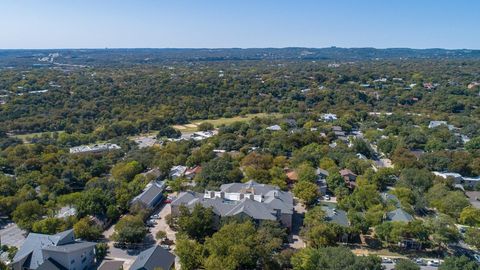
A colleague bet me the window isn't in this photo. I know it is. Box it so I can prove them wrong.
[71,259,75,264]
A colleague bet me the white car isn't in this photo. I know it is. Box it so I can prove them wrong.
[381,257,393,264]
[427,260,440,266]
[324,195,331,201]
[473,254,480,263]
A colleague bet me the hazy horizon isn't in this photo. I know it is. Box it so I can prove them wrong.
[1,0,478,50]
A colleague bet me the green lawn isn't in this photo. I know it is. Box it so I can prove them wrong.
[173,113,282,133]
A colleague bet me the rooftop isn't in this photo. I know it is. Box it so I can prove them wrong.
[130,245,175,270]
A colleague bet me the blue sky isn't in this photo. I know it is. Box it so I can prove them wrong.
[0,0,478,49]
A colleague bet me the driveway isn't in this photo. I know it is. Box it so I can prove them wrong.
[289,200,306,249]
[149,203,176,244]
[102,203,178,270]
[0,221,26,248]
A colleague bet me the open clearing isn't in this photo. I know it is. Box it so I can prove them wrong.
[10,113,281,141]
[173,113,282,132]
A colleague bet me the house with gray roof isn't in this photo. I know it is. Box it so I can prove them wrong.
[321,203,349,227]
[130,245,175,270]
[10,229,96,270]
[131,181,166,209]
[171,180,294,228]
[386,208,414,222]
[381,192,401,208]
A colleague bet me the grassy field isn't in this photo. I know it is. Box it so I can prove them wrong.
[10,113,281,141]
[173,113,282,132]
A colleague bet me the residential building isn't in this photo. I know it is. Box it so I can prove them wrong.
[381,192,401,208]
[171,180,294,228]
[321,113,337,122]
[315,168,329,195]
[69,143,121,154]
[98,260,124,270]
[55,206,77,219]
[10,229,96,270]
[130,245,175,270]
[433,171,480,188]
[131,181,166,209]
[386,208,414,222]
[266,125,282,131]
[185,166,202,179]
[169,165,187,179]
[191,130,216,141]
[340,169,357,188]
[428,121,455,130]
[321,203,349,227]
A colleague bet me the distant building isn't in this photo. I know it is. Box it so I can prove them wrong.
[321,113,338,122]
[191,130,216,141]
[185,166,202,179]
[130,245,175,270]
[172,180,294,228]
[55,206,77,219]
[428,120,455,130]
[10,229,96,270]
[131,181,166,209]
[266,125,282,131]
[340,169,357,188]
[170,165,187,179]
[432,171,480,188]
[69,143,120,154]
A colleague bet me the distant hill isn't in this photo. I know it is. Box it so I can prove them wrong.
[1,47,479,67]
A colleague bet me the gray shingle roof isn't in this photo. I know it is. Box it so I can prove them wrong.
[36,258,68,270]
[42,241,96,253]
[132,181,166,208]
[381,192,401,208]
[386,208,414,222]
[130,245,175,270]
[321,203,349,227]
[12,229,95,270]
[172,181,293,222]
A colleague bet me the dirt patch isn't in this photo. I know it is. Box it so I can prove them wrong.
[172,125,187,130]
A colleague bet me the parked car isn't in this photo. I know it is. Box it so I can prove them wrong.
[382,257,393,264]
[324,195,331,201]
[150,214,161,219]
[160,244,171,250]
[414,258,426,265]
[473,254,480,263]
[147,219,157,227]
[427,260,440,267]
